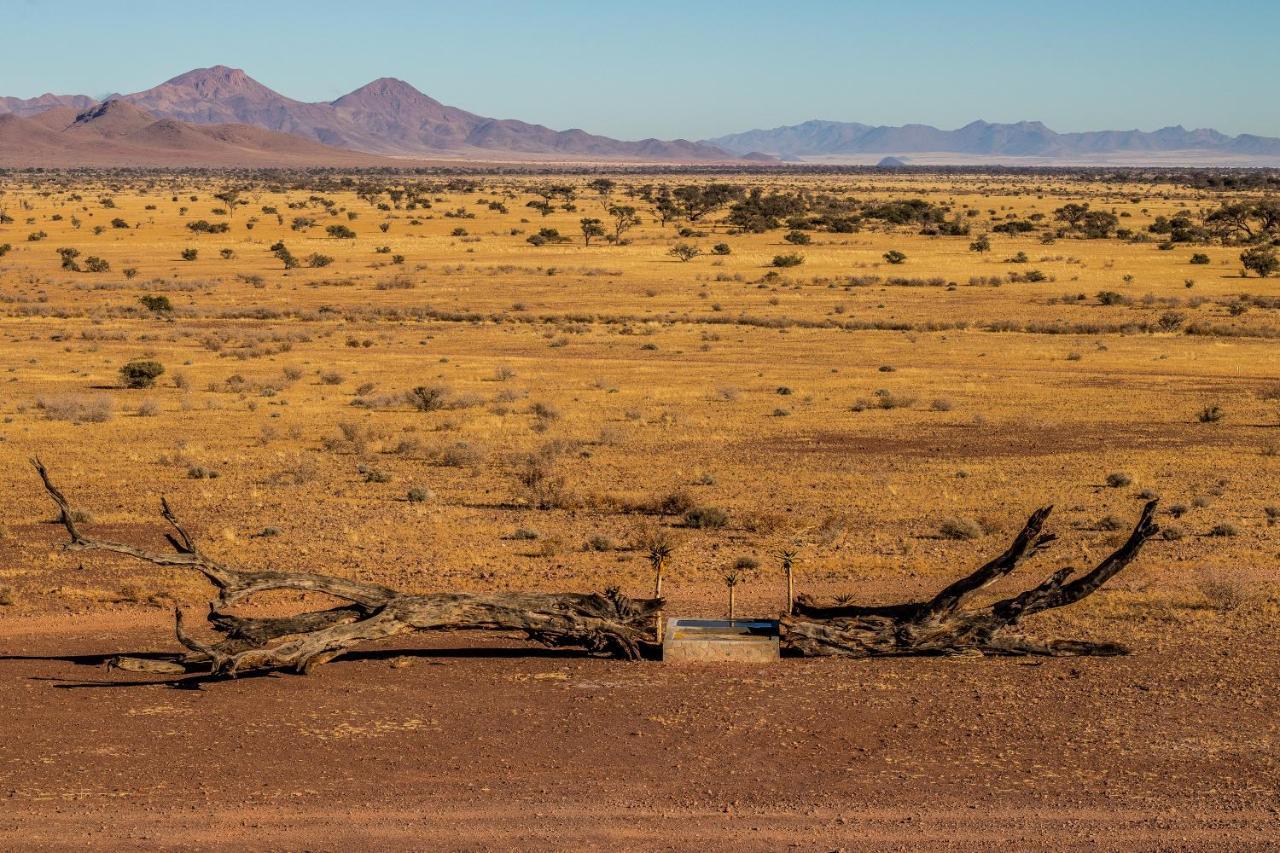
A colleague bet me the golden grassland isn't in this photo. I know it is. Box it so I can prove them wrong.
[0,172,1276,645]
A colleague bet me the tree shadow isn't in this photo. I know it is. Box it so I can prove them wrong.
[10,641,638,690]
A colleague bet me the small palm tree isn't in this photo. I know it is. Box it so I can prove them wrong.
[640,526,675,641]
[724,571,741,619]
[778,547,799,615]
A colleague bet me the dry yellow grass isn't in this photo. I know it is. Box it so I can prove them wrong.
[0,171,1276,638]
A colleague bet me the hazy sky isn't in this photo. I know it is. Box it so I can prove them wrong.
[4,0,1277,139]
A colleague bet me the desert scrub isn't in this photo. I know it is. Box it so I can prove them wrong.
[120,360,165,389]
[684,505,729,529]
[37,394,113,423]
[938,517,982,540]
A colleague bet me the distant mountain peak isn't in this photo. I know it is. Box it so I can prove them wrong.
[332,77,445,109]
[159,66,277,100]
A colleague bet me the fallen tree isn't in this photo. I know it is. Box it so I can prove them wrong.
[781,501,1160,657]
[33,461,1160,675]
[33,460,662,675]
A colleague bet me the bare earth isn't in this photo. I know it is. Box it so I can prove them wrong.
[1,605,1276,851]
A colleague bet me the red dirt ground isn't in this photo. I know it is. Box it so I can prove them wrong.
[1,610,1278,851]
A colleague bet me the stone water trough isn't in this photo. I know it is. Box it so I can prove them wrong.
[661,618,780,663]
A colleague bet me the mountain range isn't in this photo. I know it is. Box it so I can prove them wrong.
[704,119,1280,165]
[3,67,1280,166]
[0,99,393,167]
[0,66,742,166]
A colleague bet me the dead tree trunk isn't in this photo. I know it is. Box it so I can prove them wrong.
[781,501,1160,657]
[33,460,662,676]
[34,460,1161,673]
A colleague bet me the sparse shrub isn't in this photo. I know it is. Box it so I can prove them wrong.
[684,505,729,529]
[1207,522,1238,537]
[1105,472,1132,488]
[1197,405,1224,423]
[408,385,449,412]
[516,454,571,509]
[772,252,804,268]
[938,517,982,540]
[883,250,907,264]
[1198,573,1247,613]
[119,360,164,389]
[139,294,173,313]
[36,394,113,423]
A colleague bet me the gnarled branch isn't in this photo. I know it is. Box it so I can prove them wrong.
[782,502,1160,658]
[34,460,662,676]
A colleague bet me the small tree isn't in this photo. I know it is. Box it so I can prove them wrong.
[668,242,701,262]
[120,360,164,389]
[1241,247,1278,278]
[214,189,241,219]
[969,234,991,253]
[608,205,640,242]
[588,178,615,209]
[326,224,357,240]
[579,217,605,246]
[883,250,907,264]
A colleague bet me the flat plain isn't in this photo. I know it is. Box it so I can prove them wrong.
[0,170,1277,849]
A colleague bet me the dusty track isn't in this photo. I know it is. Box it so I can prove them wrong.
[1,611,1277,851]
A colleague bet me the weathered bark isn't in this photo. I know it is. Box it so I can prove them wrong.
[33,459,661,676]
[781,501,1160,658]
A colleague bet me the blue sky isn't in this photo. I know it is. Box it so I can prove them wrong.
[4,0,1277,139]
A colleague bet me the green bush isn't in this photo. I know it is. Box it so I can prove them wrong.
[139,294,172,313]
[119,360,165,389]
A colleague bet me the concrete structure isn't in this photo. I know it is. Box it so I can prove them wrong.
[661,618,780,663]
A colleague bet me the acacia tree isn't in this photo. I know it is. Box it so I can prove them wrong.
[580,217,605,246]
[608,204,640,242]
[587,178,615,210]
[668,242,701,262]
[672,183,743,221]
[214,189,241,219]
[1241,246,1278,277]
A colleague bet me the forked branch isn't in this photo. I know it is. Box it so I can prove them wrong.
[782,501,1160,658]
[33,460,662,675]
